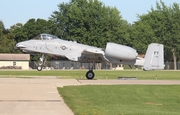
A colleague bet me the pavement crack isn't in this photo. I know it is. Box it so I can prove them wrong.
[76,79,82,84]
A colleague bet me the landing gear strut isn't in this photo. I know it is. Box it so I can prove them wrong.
[86,63,95,79]
[37,54,46,71]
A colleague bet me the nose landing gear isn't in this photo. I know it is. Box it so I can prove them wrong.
[37,54,46,71]
[37,65,43,71]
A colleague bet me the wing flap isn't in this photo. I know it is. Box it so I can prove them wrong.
[65,55,78,61]
[65,49,109,62]
[82,49,109,62]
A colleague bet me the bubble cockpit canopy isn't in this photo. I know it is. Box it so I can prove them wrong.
[33,34,58,40]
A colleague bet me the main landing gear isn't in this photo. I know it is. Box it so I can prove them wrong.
[37,54,46,71]
[86,63,95,79]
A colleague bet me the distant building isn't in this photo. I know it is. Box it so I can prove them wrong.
[0,54,30,70]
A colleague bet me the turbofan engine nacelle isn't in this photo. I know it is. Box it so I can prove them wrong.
[105,43,137,60]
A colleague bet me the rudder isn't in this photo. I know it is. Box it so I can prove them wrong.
[143,43,164,70]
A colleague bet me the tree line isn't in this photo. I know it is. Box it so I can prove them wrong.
[0,0,180,68]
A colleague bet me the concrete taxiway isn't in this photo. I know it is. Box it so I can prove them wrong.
[0,77,180,115]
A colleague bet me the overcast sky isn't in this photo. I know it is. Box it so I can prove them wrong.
[0,0,179,28]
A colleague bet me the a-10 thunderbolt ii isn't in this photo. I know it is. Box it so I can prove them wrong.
[15,33,164,79]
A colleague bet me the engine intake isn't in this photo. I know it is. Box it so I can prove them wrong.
[105,43,137,60]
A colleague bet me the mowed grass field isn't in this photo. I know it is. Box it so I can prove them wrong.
[58,85,180,115]
[0,70,180,79]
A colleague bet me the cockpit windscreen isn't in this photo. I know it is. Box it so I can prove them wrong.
[32,34,58,40]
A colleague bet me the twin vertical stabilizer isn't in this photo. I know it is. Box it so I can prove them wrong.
[143,43,164,70]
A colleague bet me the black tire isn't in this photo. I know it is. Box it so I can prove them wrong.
[37,66,42,71]
[86,70,95,79]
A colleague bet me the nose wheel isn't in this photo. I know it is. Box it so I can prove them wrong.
[37,66,42,71]
[86,70,95,79]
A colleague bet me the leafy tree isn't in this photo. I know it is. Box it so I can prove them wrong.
[12,23,28,43]
[50,0,130,48]
[13,18,55,43]
[0,21,4,37]
[132,0,180,69]
[0,21,16,53]
[130,15,159,53]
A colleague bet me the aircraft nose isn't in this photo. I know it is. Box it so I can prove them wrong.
[15,43,26,49]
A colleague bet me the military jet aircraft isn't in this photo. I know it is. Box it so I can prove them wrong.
[15,33,164,79]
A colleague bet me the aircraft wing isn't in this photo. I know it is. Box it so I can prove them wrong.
[82,49,109,62]
[65,48,109,62]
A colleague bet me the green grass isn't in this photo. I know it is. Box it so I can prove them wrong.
[58,85,180,115]
[0,70,180,79]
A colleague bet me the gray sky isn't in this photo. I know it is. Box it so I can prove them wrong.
[0,0,179,28]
